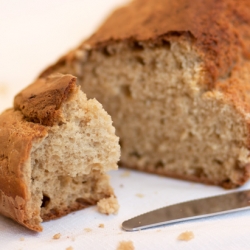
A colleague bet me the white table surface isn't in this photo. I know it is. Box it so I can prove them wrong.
[1,1,250,249]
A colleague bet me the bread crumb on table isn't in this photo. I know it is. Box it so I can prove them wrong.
[19,237,25,241]
[99,223,105,228]
[117,241,135,250]
[53,233,61,239]
[84,228,92,232]
[66,247,74,250]
[120,171,131,177]
[97,195,120,215]
[177,231,194,241]
[136,193,144,198]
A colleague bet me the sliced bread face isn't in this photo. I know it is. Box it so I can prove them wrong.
[72,40,250,188]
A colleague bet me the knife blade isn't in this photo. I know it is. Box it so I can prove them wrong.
[122,189,250,231]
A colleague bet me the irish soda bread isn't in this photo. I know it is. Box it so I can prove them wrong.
[0,74,120,232]
[40,0,250,188]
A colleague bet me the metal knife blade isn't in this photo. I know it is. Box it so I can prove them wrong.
[122,189,250,231]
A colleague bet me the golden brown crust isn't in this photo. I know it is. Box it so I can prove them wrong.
[40,0,250,87]
[0,74,79,231]
[87,0,250,85]
[0,110,48,198]
[14,74,77,126]
[39,0,250,118]
[0,109,48,232]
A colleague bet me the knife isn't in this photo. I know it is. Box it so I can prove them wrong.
[122,189,250,231]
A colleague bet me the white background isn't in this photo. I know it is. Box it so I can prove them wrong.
[1,1,250,249]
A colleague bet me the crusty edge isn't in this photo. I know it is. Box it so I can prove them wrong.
[121,162,250,189]
[14,74,77,126]
[0,74,79,232]
[0,110,48,232]
[39,0,250,88]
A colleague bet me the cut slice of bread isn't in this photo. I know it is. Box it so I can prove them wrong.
[0,74,120,232]
[39,0,250,188]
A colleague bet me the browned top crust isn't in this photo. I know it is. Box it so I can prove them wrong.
[38,0,250,118]
[0,110,47,199]
[0,109,47,231]
[40,0,250,91]
[14,74,77,126]
[85,0,250,85]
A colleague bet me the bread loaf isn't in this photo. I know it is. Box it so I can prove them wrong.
[0,74,120,231]
[39,0,250,188]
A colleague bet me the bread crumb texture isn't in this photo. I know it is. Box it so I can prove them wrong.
[66,247,74,250]
[31,76,120,223]
[97,195,120,215]
[177,231,194,241]
[117,241,135,250]
[53,233,61,240]
[99,223,105,228]
[74,40,250,189]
